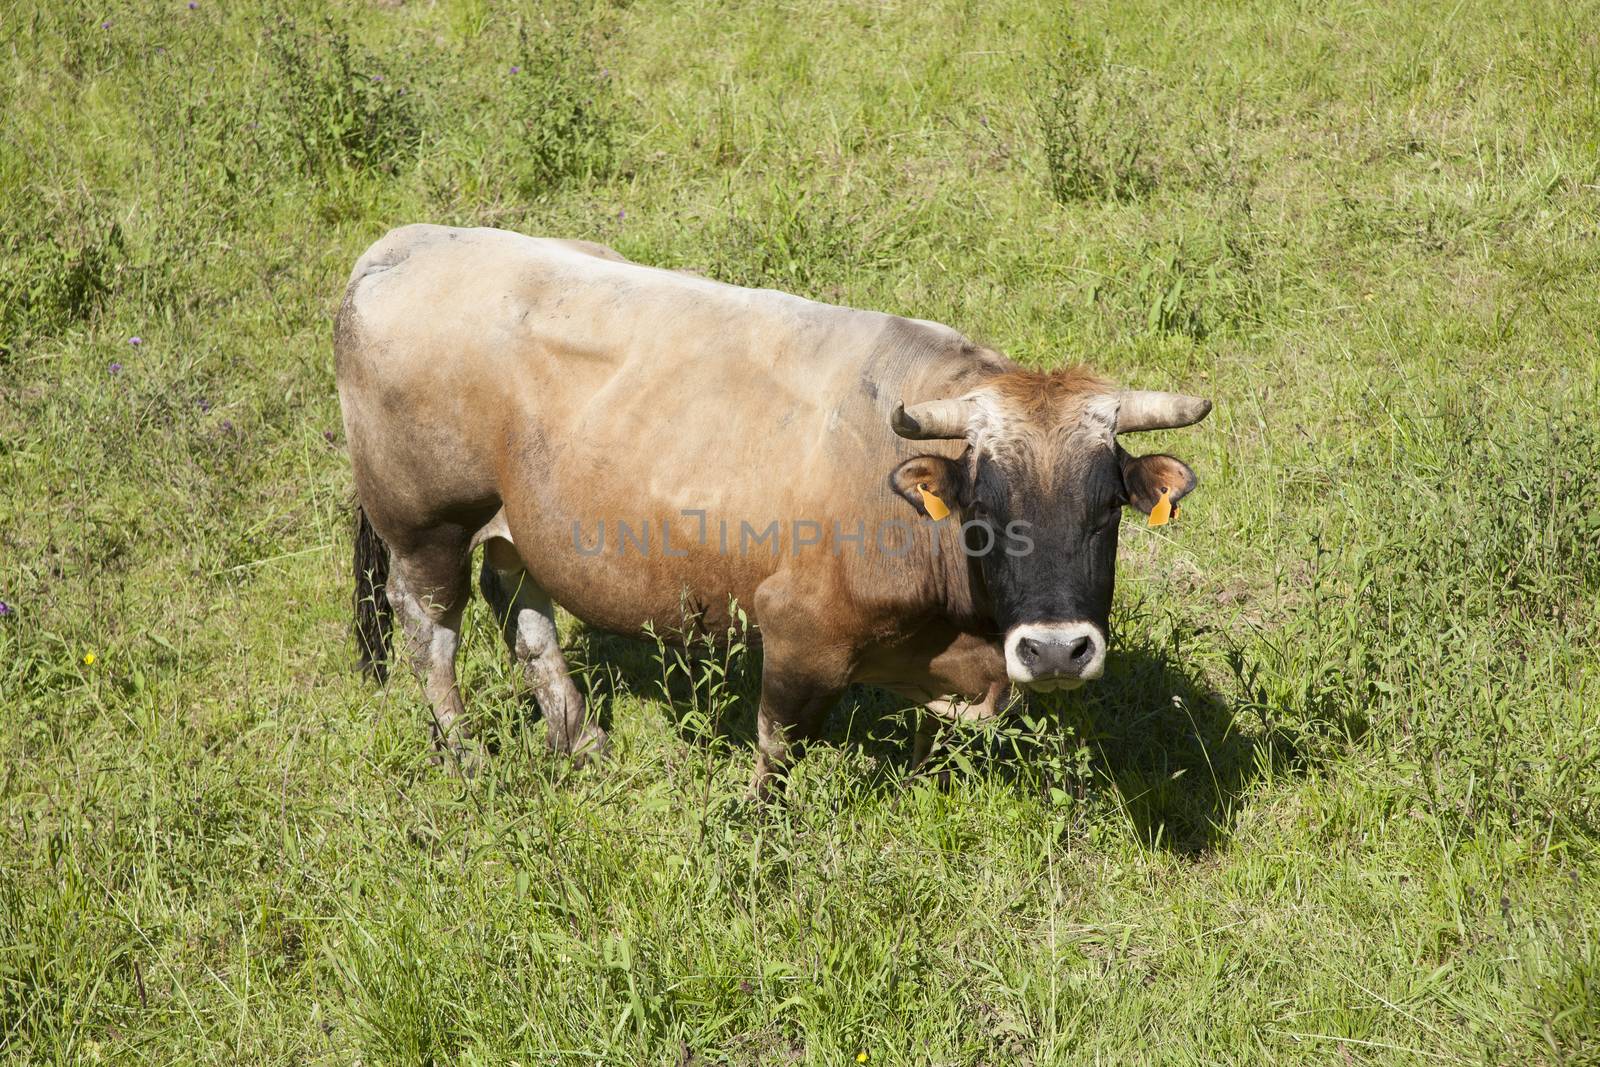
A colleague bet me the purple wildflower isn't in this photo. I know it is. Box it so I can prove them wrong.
[371,74,383,83]
[189,1,198,7]
[510,65,521,75]
[617,209,626,221]
[220,419,234,433]
[0,602,12,618]
[322,429,336,445]
[128,336,142,346]
[197,397,211,412]
[101,20,111,29]
[109,361,122,374]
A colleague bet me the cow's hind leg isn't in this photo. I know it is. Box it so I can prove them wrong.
[387,534,477,770]
[480,537,607,762]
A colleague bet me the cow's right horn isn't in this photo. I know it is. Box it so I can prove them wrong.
[891,398,981,440]
[1114,391,1213,433]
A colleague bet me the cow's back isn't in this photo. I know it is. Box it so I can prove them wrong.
[338,223,882,463]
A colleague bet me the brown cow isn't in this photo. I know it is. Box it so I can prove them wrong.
[335,225,1211,793]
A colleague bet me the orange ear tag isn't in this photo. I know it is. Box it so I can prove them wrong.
[1148,487,1173,527]
[917,483,951,521]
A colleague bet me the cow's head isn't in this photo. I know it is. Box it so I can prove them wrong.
[890,369,1211,691]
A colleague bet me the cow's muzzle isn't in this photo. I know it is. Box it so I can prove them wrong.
[1004,622,1106,691]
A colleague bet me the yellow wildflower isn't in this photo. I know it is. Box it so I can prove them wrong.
[83,652,96,666]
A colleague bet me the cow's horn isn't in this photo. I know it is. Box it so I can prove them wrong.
[892,398,981,440]
[1114,391,1212,433]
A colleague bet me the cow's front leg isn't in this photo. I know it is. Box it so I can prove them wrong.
[905,680,1014,780]
[750,659,844,802]
[910,711,947,773]
[749,573,853,800]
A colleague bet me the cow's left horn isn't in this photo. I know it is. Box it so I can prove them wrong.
[1114,391,1212,433]
[892,398,981,440]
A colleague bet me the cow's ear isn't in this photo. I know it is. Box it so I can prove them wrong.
[890,455,966,519]
[1120,451,1198,516]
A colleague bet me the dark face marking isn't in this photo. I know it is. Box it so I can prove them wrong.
[966,444,1123,634]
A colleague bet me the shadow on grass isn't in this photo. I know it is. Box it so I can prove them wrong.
[1036,636,1295,855]
[836,631,1301,855]
[549,618,1306,855]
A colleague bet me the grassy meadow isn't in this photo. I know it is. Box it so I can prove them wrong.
[3,0,1599,1062]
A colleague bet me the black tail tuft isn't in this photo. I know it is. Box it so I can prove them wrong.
[353,502,392,683]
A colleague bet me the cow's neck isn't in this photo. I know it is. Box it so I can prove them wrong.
[868,325,1012,636]
[929,518,996,633]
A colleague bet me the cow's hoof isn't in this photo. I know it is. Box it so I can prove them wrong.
[431,738,484,778]
[747,766,793,809]
[721,794,764,828]
[900,756,953,791]
[550,722,609,767]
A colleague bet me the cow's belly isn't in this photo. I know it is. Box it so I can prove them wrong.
[488,485,786,639]
[481,497,1007,709]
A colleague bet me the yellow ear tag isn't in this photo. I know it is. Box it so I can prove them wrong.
[1148,487,1173,527]
[917,483,951,521]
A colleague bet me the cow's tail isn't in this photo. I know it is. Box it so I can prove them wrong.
[353,502,393,683]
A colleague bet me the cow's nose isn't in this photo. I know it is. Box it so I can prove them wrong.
[1005,622,1107,688]
[1018,633,1097,676]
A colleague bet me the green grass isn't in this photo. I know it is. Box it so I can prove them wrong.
[3,0,1599,1062]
